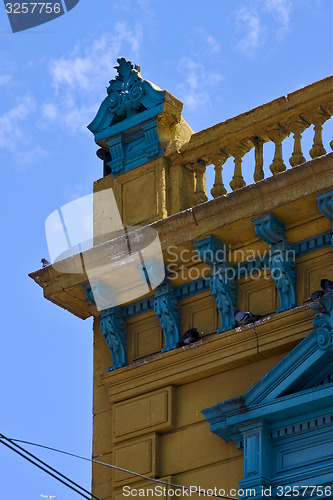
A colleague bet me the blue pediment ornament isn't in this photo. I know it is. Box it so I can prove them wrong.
[88,58,165,134]
[88,58,178,176]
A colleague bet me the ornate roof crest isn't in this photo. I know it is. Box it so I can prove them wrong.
[87,57,188,177]
[106,58,144,120]
[88,57,165,137]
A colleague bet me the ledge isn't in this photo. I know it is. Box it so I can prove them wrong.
[100,304,315,403]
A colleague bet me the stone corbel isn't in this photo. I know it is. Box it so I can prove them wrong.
[312,293,333,352]
[316,190,333,248]
[253,214,296,313]
[154,277,181,351]
[84,281,127,370]
[100,307,127,370]
[142,120,161,158]
[106,135,125,175]
[194,235,237,332]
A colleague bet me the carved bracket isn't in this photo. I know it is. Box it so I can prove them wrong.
[84,280,116,311]
[253,213,288,250]
[253,214,296,313]
[316,190,333,221]
[194,236,237,332]
[84,281,127,370]
[316,190,333,248]
[100,307,127,370]
[154,278,181,351]
[269,251,296,313]
[312,293,333,352]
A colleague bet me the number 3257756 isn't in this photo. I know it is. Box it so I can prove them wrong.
[5,3,62,14]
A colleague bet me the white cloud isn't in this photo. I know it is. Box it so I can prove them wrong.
[0,94,35,148]
[236,7,263,52]
[235,0,293,55]
[43,24,143,136]
[0,50,15,85]
[0,74,12,86]
[50,23,142,93]
[265,0,292,26]
[206,35,220,54]
[42,102,58,121]
[62,103,101,134]
[17,145,48,167]
[0,94,48,166]
[176,58,224,113]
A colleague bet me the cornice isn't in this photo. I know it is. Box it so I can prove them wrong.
[29,154,332,320]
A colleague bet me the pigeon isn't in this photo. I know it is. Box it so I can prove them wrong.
[310,278,333,301]
[176,328,200,347]
[233,308,262,325]
[41,258,50,268]
[310,289,324,302]
[321,279,333,293]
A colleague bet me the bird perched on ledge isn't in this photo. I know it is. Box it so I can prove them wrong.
[321,278,333,293]
[233,308,262,326]
[310,278,333,302]
[176,328,200,347]
[41,258,50,268]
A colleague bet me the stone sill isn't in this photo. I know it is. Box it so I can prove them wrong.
[100,304,315,404]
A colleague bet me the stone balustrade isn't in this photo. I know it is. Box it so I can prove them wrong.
[167,76,332,202]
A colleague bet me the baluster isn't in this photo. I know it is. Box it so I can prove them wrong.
[192,160,208,204]
[229,142,249,191]
[324,103,333,151]
[267,125,289,174]
[252,137,264,182]
[210,152,228,198]
[309,109,330,159]
[288,117,310,167]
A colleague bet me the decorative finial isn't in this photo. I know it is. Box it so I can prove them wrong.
[113,57,141,82]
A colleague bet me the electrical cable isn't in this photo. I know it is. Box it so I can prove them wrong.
[0,438,92,500]
[7,436,234,499]
[0,434,102,500]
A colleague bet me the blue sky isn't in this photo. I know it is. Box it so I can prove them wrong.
[0,1,332,499]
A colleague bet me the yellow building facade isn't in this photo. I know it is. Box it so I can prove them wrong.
[30,60,333,500]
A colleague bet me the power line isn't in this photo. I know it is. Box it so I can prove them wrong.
[0,438,92,500]
[7,436,234,499]
[0,434,101,500]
